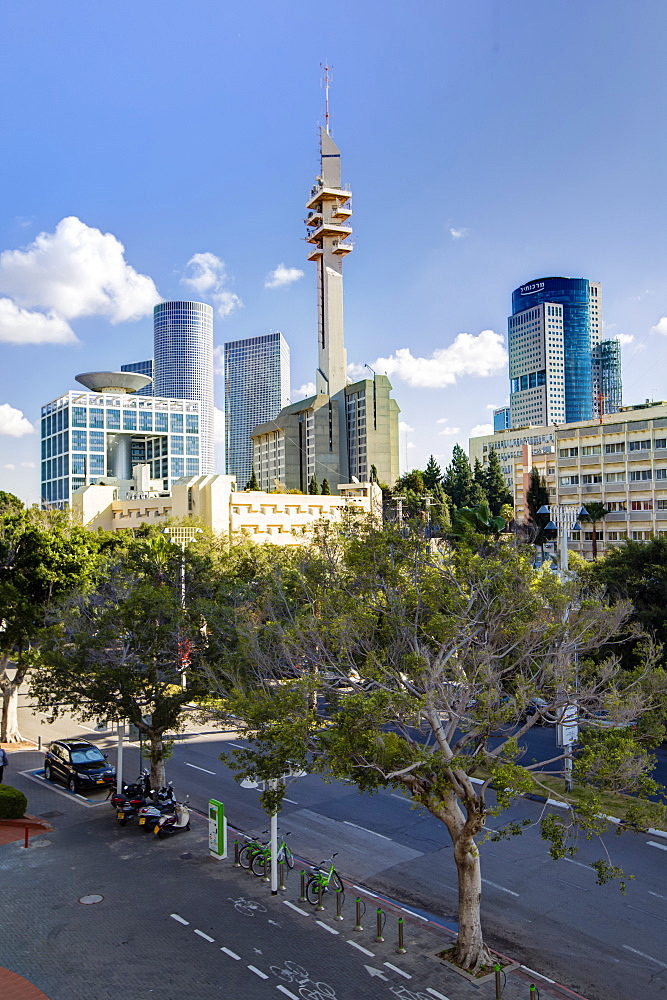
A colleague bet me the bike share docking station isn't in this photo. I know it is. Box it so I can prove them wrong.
[208,799,227,859]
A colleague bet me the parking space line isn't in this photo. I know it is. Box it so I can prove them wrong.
[316,920,339,935]
[283,900,310,917]
[623,945,666,967]
[184,762,216,775]
[276,986,299,999]
[384,962,411,979]
[481,878,519,897]
[343,821,393,842]
[19,770,108,808]
[170,913,189,925]
[248,965,269,979]
[221,947,240,960]
[346,940,375,957]
[648,841,667,852]
[426,989,451,1000]
[194,929,215,942]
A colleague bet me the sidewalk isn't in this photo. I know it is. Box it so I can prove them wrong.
[0,748,588,1000]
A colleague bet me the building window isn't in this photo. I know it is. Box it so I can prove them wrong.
[170,413,184,433]
[629,469,652,481]
[186,414,199,434]
[139,412,153,432]
[605,442,624,454]
[123,411,137,431]
[607,531,627,540]
[72,430,87,451]
[89,431,104,452]
[155,413,168,433]
[72,407,87,428]
[89,408,104,428]
[632,531,652,540]
[605,472,626,483]
[631,500,653,511]
[171,435,184,456]
[559,447,579,458]
[655,438,666,449]
[606,501,627,512]
[186,436,199,456]
[106,409,121,430]
[171,458,184,477]
[89,455,104,477]
[559,475,579,486]
[582,474,602,484]
[582,445,601,455]
[629,439,652,451]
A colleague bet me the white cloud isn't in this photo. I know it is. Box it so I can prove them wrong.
[265,264,304,289]
[21,461,36,468]
[449,227,468,239]
[292,382,315,399]
[182,252,242,319]
[615,333,634,346]
[0,216,160,324]
[651,317,667,337]
[365,330,507,389]
[399,421,414,434]
[470,423,493,437]
[437,423,460,436]
[4,464,15,470]
[0,298,76,344]
[0,403,35,437]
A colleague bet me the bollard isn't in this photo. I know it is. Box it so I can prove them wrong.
[353,897,363,932]
[334,887,344,921]
[316,882,325,911]
[24,826,29,849]
[396,916,406,954]
[494,964,501,1000]
[299,870,307,902]
[262,855,270,883]
[529,987,537,998]
[38,735,42,752]
[278,862,287,892]
[374,907,385,943]
[233,840,241,868]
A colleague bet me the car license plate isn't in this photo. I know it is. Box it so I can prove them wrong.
[97,779,105,784]
[117,812,124,819]
[154,825,160,834]
[139,817,146,825]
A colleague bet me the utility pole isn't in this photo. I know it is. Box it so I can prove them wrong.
[162,526,202,688]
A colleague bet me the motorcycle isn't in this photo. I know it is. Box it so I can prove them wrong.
[109,769,152,826]
[137,783,176,831]
[154,796,191,838]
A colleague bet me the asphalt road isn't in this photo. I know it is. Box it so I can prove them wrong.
[15,699,667,1000]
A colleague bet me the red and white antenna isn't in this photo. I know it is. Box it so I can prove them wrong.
[321,62,332,134]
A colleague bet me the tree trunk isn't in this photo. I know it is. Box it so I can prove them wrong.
[148,734,166,789]
[452,834,493,973]
[591,522,598,560]
[1,682,22,742]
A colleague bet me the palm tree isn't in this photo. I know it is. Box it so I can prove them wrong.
[580,501,609,560]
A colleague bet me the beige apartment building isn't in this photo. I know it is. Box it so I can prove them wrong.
[72,471,380,546]
[470,401,667,559]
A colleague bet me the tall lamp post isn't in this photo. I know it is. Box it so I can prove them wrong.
[537,504,588,575]
[162,526,203,688]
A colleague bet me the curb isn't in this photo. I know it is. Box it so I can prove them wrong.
[0,813,53,831]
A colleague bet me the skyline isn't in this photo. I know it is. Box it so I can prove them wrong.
[0,1,665,503]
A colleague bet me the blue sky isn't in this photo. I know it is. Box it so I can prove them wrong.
[0,1,665,502]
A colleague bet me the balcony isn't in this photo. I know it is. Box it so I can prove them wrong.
[305,186,352,210]
[331,239,354,256]
[305,221,353,243]
[331,202,352,220]
[306,246,324,261]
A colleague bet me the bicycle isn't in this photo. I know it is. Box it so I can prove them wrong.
[238,835,264,869]
[250,832,294,876]
[269,961,337,1000]
[305,853,343,904]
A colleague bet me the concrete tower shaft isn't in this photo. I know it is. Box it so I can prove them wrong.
[305,128,352,399]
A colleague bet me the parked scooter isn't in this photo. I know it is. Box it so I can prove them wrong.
[137,783,176,830]
[154,796,191,838]
[109,769,151,825]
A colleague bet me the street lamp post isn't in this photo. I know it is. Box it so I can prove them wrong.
[537,504,588,575]
[162,527,203,688]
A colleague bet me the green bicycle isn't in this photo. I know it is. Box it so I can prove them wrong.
[305,853,343,904]
[242,832,294,875]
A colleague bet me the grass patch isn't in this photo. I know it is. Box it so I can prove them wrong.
[528,772,667,832]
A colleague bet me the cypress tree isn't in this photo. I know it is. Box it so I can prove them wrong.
[485,449,513,517]
[308,475,320,495]
[321,478,331,495]
[443,445,475,510]
[245,466,259,491]
[423,455,442,491]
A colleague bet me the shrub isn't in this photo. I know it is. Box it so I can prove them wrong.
[0,784,27,820]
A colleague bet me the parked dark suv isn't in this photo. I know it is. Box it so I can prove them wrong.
[44,739,116,793]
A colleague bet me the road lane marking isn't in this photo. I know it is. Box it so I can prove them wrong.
[248,965,269,979]
[398,905,428,921]
[283,798,298,804]
[648,841,667,852]
[228,743,246,749]
[221,947,240,959]
[316,920,339,934]
[283,900,310,916]
[481,878,519,897]
[184,762,216,775]
[194,929,215,942]
[384,962,411,978]
[390,794,411,804]
[520,966,555,984]
[649,890,667,901]
[426,989,452,1000]
[351,884,378,898]
[170,913,189,925]
[276,986,299,999]
[347,940,375,956]
[623,945,667,967]
[627,904,667,923]
[343,821,393,841]
[564,858,591,869]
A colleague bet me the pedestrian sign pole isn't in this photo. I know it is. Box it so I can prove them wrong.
[208,799,227,859]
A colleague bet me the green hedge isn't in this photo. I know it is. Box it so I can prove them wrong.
[0,784,28,820]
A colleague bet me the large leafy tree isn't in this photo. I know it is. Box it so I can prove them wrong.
[393,469,450,532]
[31,537,210,786]
[0,506,103,741]
[443,445,476,510]
[209,524,664,974]
[485,449,513,517]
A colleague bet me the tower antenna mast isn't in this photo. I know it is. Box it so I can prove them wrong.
[321,62,332,135]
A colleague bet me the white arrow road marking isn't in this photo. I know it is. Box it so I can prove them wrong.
[384,962,411,979]
[170,913,189,925]
[276,986,299,1000]
[648,841,667,852]
[364,966,388,980]
[184,762,216,775]
[194,929,215,942]
[248,965,269,979]
[220,947,240,960]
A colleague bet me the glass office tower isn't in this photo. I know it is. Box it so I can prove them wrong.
[509,277,605,426]
[224,332,290,487]
[121,360,154,396]
[153,301,214,473]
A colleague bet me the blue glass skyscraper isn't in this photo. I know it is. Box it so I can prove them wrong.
[153,301,214,474]
[508,276,614,428]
